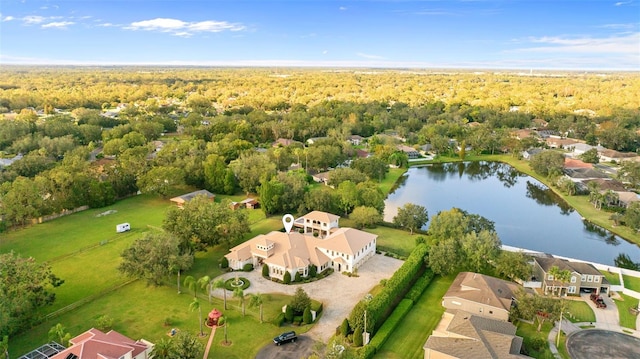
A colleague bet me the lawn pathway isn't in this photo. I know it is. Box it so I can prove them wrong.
[203,325,217,359]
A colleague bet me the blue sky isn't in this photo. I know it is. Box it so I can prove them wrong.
[1,0,638,70]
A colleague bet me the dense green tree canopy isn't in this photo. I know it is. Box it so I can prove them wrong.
[0,252,64,337]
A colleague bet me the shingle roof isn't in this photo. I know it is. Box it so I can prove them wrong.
[424,310,531,359]
[444,272,519,313]
[170,189,215,204]
[534,257,601,276]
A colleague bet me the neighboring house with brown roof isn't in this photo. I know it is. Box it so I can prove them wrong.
[225,211,377,279]
[511,129,538,140]
[50,328,153,359]
[356,149,371,158]
[423,310,532,359]
[613,191,640,208]
[533,257,609,295]
[348,135,365,146]
[546,137,577,149]
[169,189,215,208]
[397,145,420,159]
[442,272,520,322]
[598,149,638,163]
[312,171,331,185]
[563,157,593,169]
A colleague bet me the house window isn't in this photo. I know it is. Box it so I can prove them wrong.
[581,275,587,281]
[451,301,462,306]
[489,310,493,314]
[594,276,600,282]
[347,255,349,260]
[571,276,576,283]
[548,274,554,280]
[587,275,593,282]
[568,286,577,294]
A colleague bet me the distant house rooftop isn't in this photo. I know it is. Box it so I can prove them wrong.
[170,189,215,207]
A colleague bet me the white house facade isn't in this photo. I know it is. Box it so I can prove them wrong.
[225,211,377,280]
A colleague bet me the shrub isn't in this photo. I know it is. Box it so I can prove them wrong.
[294,316,303,325]
[273,313,284,327]
[309,264,317,277]
[341,318,350,337]
[312,301,323,314]
[290,287,311,314]
[303,307,312,324]
[220,257,229,268]
[353,326,363,347]
[95,314,114,332]
[243,263,254,271]
[368,299,414,350]
[218,316,226,326]
[262,264,269,277]
[295,271,302,282]
[415,235,426,245]
[529,337,546,351]
[285,305,294,322]
[405,269,435,302]
[283,271,291,284]
[359,344,376,359]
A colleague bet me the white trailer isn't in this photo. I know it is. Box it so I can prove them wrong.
[116,223,131,233]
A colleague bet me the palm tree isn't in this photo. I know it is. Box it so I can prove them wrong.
[548,266,572,297]
[213,279,227,310]
[168,252,193,294]
[183,275,197,297]
[197,275,211,303]
[248,293,264,323]
[233,287,245,316]
[150,338,172,359]
[189,297,204,337]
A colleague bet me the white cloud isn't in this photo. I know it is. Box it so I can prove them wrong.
[322,50,328,55]
[3,15,14,22]
[357,52,385,60]
[615,1,632,6]
[125,17,246,36]
[517,32,640,54]
[96,22,115,27]
[42,21,75,29]
[339,6,347,11]
[23,15,46,24]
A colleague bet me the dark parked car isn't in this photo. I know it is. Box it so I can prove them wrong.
[273,331,297,345]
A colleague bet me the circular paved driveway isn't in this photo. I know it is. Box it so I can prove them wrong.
[212,254,403,342]
[567,329,640,359]
[255,335,318,359]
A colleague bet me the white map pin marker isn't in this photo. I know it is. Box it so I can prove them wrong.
[282,214,294,234]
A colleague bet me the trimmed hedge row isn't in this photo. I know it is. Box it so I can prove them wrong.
[405,269,435,302]
[360,299,415,359]
[366,243,429,333]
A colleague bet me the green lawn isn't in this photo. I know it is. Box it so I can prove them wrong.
[0,194,170,261]
[600,270,621,286]
[365,226,416,258]
[623,275,640,292]
[564,300,595,323]
[379,168,408,195]
[613,293,639,330]
[375,275,455,359]
[10,280,307,358]
[515,321,556,359]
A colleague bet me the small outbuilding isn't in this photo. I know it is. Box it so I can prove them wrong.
[170,189,215,208]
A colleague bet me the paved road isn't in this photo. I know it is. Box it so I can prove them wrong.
[567,329,640,359]
[255,335,318,359]
[211,254,403,342]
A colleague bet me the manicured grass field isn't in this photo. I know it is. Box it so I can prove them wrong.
[622,275,640,292]
[600,270,621,285]
[375,274,455,359]
[0,194,170,261]
[379,168,408,195]
[613,293,639,330]
[564,300,596,323]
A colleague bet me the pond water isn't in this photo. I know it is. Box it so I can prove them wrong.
[383,161,640,265]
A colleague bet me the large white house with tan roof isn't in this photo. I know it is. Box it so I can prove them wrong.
[225,211,377,280]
